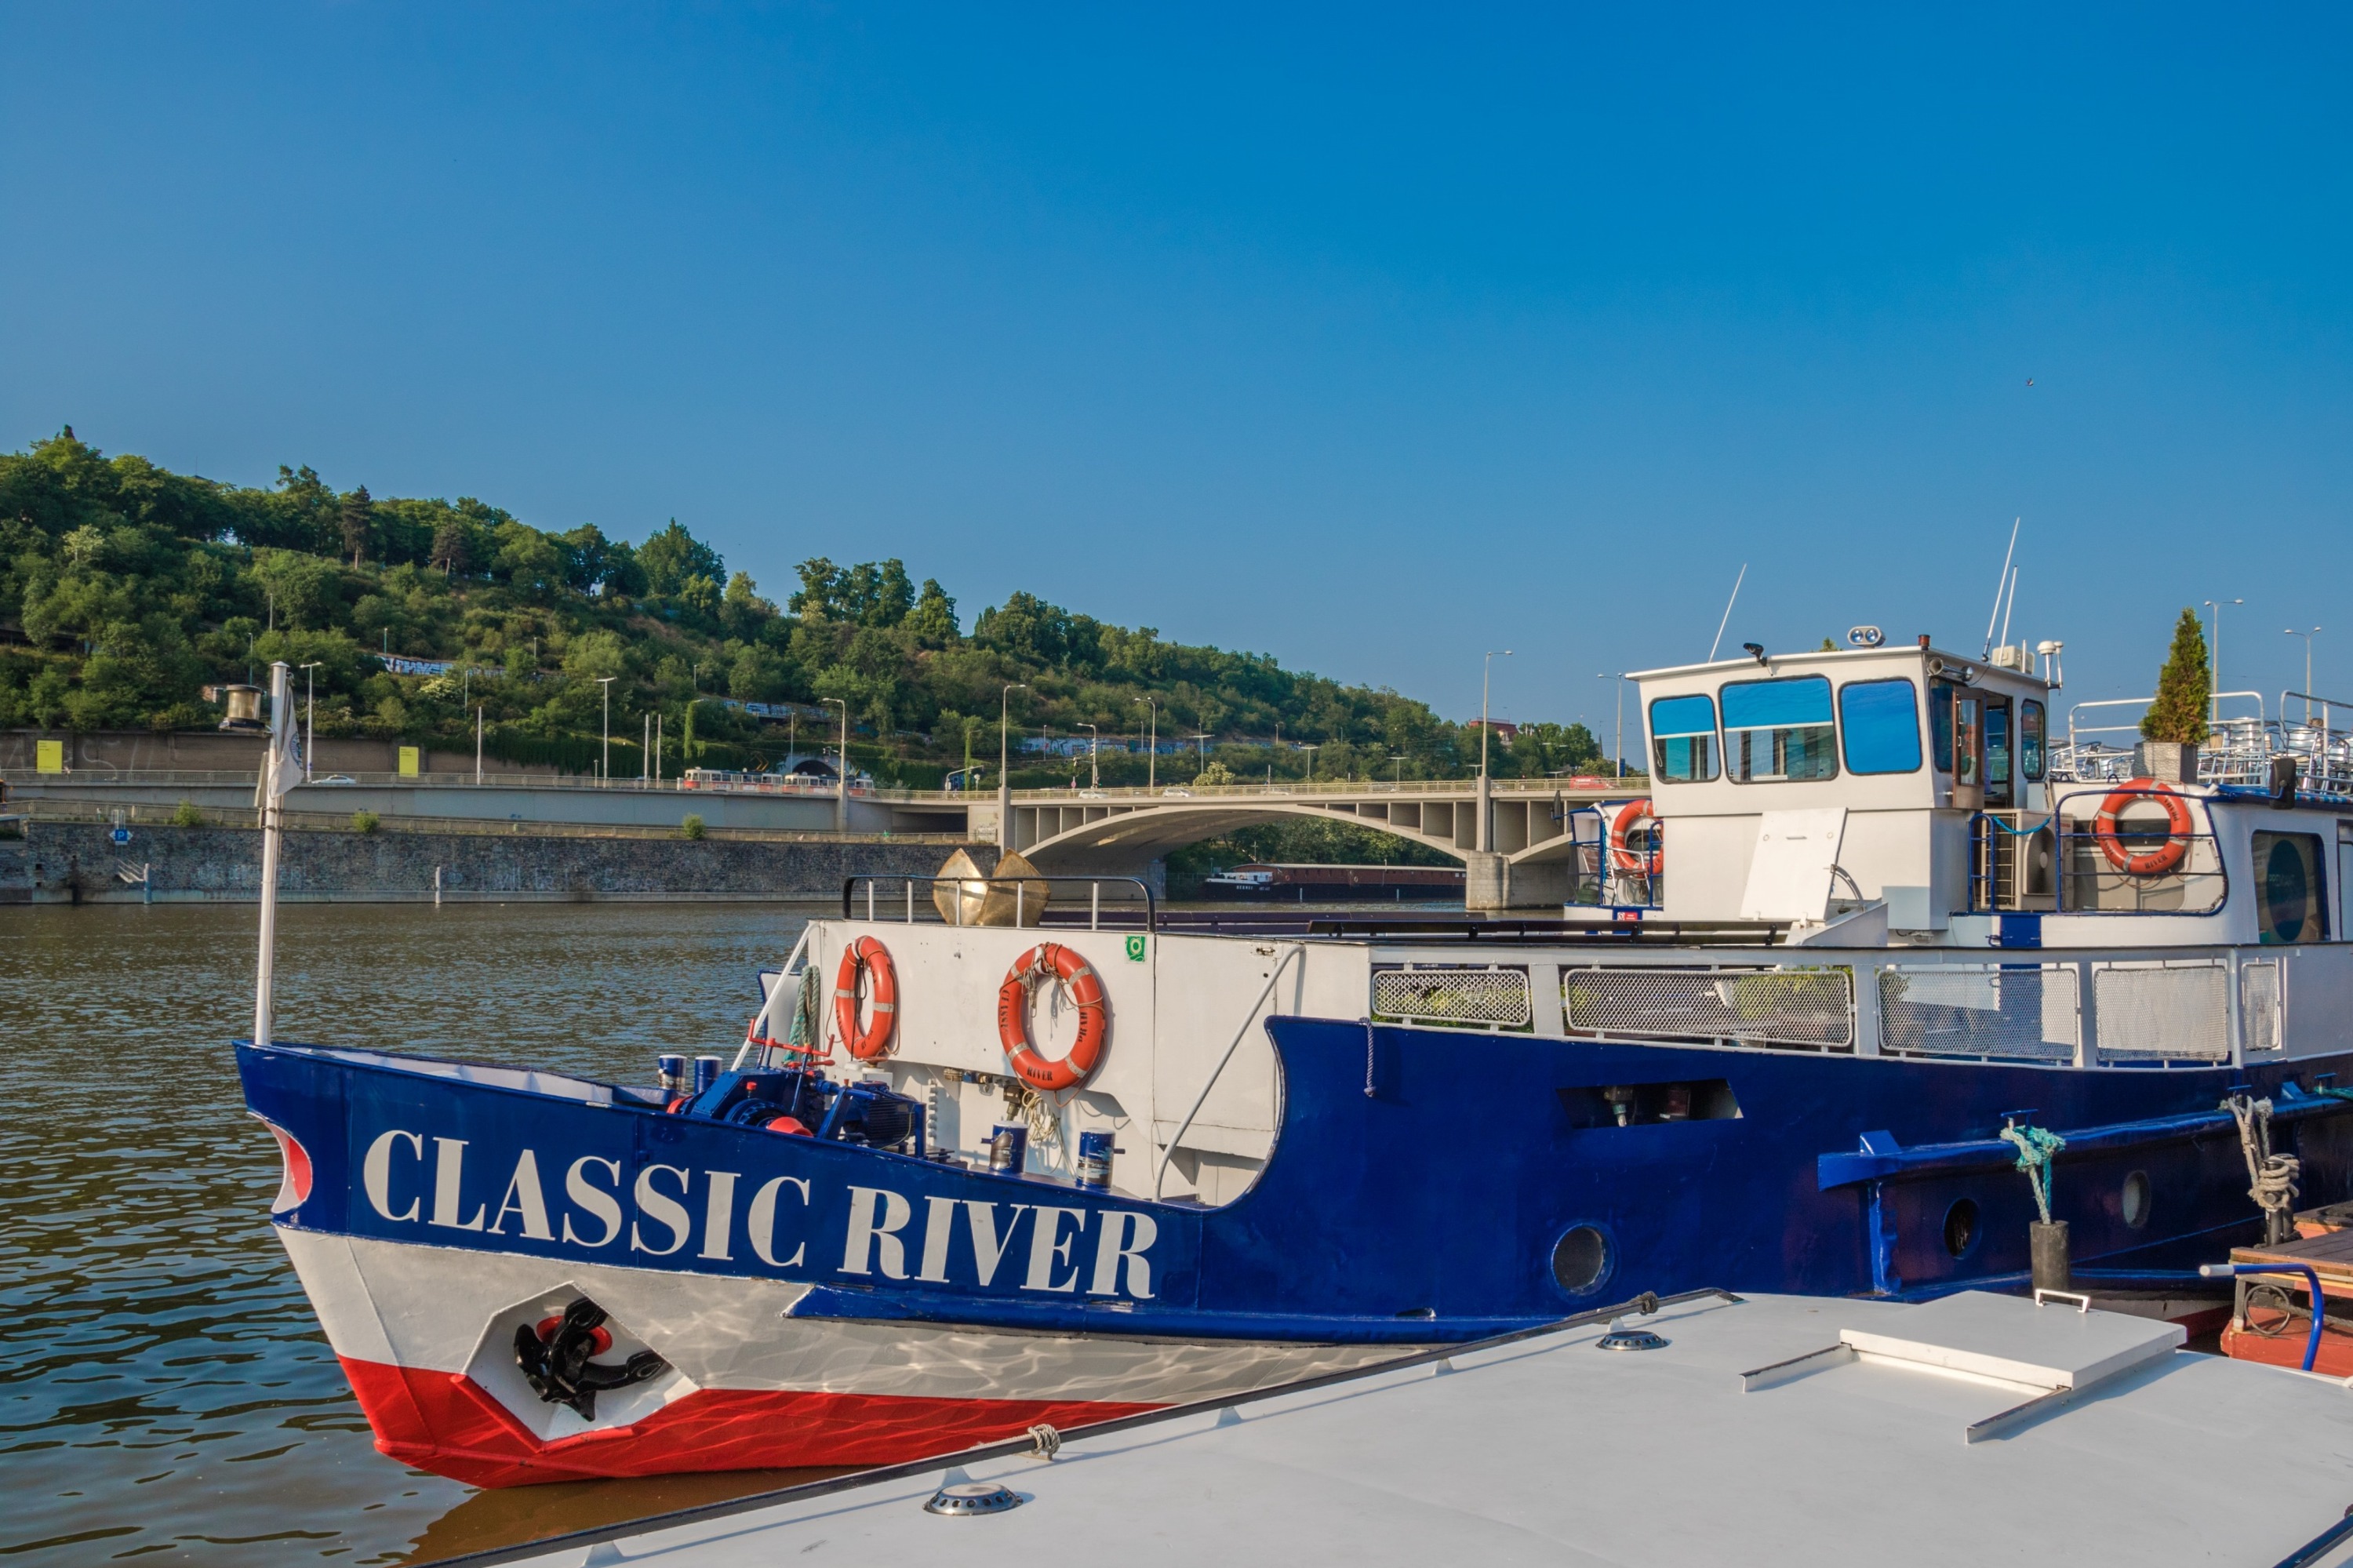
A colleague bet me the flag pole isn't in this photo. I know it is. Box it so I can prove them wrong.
[253,660,295,1048]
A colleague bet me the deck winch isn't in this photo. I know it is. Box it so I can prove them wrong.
[660,1056,929,1154]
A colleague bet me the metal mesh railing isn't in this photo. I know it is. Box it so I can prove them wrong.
[1879,963,2078,1062]
[2094,962,2231,1062]
[1562,966,1853,1051]
[1373,966,1533,1030]
[2241,961,2282,1054]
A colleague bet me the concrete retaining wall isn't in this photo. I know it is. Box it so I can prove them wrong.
[0,726,539,777]
[0,822,995,904]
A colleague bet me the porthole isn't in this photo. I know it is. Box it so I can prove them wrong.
[1942,1198,1980,1260]
[2122,1171,2151,1230]
[1551,1225,1612,1295]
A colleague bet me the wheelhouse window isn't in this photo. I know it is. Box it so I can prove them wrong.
[2020,700,2046,782]
[2253,831,2328,944]
[1930,679,1956,772]
[1837,679,1922,775]
[1649,694,1719,783]
[1722,675,1838,783]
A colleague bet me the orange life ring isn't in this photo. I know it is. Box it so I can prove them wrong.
[1609,798,1661,876]
[833,937,898,1060]
[2093,779,2195,876]
[997,943,1108,1093]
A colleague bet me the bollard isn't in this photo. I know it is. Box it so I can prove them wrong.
[2031,1221,2071,1293]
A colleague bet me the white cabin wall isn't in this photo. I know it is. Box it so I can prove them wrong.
[2282,944,2353,1059]
[797,920,1369,1202]
[1659,816,1756,920]
[1148,937,1370,1171]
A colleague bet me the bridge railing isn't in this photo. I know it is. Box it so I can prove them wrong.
[844,873,1162,931]
[1002,776,1650,802]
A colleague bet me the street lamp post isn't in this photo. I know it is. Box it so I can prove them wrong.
[1479,651,1514,780]
[2203,598,2242,720]
[296,661,321,782]
[1134,697,1158,791]
[1390,752,1407,785]
[998,683,1027,845]
[825,697,849,833]
[597,677,616,784]
[1477,649,1512,853]
[2286,627,2323,722]
[1189,733,1213,779]
[1597,672,1631,779]
[1301,743,1320,781]
[1080,723,1099,789]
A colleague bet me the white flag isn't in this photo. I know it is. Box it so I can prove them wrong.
[261,660,303,803]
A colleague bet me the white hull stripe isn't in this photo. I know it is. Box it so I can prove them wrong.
[278,1227,1416,1406]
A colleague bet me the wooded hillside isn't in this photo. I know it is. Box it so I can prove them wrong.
[0,429,1604,786]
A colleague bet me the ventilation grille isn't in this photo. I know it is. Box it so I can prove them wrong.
[2240,961,2282,1055]
[1879,964,2078,1062]
[1373,966,1533,1030]
[2094,962,2230,1062]
[1563,966,1853,1050]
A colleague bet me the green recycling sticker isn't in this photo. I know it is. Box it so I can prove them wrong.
[1125,934,1147,962]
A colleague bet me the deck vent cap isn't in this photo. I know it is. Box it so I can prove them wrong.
[926,1481,1025,1517]
[1598,1318,1669,1352]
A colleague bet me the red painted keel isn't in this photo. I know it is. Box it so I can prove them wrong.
[340,1358,1163,1487]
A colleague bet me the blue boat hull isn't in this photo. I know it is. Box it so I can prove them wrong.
[235,1019,2353,1483]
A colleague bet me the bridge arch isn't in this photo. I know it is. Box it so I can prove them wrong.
[1005,787,1629,875]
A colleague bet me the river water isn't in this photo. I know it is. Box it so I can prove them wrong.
[1,902,838,1565]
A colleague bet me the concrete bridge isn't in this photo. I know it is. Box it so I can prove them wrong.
[974,777,1646,907]
[5,769,1647,908]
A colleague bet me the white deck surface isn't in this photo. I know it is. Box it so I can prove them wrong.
[524,1292,2353,1567]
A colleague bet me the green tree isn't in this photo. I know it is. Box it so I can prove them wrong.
[340,486,373,566]
[638,519,724,596]
[2140,608,2212,745]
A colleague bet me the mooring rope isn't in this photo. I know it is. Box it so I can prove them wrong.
[2225,1093,2301,1246]
[1998,1120,2066,1225]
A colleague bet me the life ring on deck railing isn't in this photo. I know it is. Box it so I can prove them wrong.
[1609,799,1661,876]
[2093,779,2195,876]
[833,937,899,1060]
[998,943,1108,1093]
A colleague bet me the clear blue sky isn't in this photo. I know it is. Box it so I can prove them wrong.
[5,4,2348,736]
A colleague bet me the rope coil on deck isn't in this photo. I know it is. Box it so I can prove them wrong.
[1998,1121,2066,1225]
[2225,1093,2301,1246]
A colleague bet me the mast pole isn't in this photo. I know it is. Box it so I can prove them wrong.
[253,660,294,1048]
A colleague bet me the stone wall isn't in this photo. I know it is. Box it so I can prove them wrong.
[0,727,550,777]
[0,821,993,904]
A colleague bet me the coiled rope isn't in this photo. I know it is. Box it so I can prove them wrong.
[2225,1093,2301,1246]
[1998,1120,2066,1225]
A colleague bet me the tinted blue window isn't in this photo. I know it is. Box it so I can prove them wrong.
[1647,694,1718,783]
[1720,677,1833,731]
[1720,676,1838,782]
[1649,695,1716,737]
[1839,679,1922,774]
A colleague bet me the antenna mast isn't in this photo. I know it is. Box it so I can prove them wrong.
[1983,518,2020,658]
[1707,564,1748,663]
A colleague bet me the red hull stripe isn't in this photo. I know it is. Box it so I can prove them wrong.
[339,1357,1165,1488]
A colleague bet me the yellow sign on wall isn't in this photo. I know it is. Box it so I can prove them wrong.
[36,739,64,773]
[398,747,420,778]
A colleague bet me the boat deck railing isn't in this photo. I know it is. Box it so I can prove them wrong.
[2051,689,2353,794]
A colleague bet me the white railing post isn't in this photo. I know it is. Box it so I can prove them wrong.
[1849,959,1881,1057]
[1154,945,1304,1199]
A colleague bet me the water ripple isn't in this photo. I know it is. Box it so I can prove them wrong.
[0,901,812,1564]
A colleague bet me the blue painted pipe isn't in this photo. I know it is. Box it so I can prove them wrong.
[2201,1261,2328,1373]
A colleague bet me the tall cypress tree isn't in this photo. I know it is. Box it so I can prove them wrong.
[339,485,373,567]
[2140,607,2212,745]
